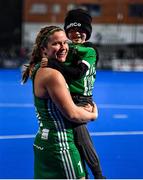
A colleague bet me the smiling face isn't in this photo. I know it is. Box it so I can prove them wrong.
[42,30,69,63]
[68,27,87,44]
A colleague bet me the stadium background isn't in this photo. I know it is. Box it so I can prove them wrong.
[0,0,143,179]
[1,0,143,71]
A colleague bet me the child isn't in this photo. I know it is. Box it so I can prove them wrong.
[41,9,105,179]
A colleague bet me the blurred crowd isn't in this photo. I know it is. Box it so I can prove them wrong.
[0,44,143,71]
[0,47,29,68]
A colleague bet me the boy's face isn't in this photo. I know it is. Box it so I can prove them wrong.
[68,27,87,44]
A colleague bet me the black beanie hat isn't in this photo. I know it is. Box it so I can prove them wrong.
[64,8,92,40]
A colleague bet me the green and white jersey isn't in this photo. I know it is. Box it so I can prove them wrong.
[66,43,97,96]
[31,64,75,151]
[31,64,86,179]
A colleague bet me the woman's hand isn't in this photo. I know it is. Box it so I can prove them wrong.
[82,103,98,120]
[83,103,93,112]
[91,102,98,120]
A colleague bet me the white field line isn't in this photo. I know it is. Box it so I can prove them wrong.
[0,103,143,139]
[0,103,143,109]
[0,134,35,140]
[98,104,143,109]
[90,131,143,136]
[0,131,143,140]
[0,103,34,108]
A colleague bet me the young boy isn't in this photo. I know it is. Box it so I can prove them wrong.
[41,9,105,179]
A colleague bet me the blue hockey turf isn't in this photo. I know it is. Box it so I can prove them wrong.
[0,69,143,179]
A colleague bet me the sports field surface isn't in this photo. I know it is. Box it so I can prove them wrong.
[0,69,143,179]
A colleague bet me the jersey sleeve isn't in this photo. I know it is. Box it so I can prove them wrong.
[77,47,97,69]
[83,42,99,66]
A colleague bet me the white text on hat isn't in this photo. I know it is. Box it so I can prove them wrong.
[66,22,81,30]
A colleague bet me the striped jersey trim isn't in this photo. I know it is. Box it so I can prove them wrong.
[47,98,76,179]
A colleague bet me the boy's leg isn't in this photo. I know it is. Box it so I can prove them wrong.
[73,124,105,179]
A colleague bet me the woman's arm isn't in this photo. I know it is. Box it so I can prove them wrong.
[38,68,98,123]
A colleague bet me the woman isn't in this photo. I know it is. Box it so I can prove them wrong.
[41,9,104,179]
[22,25,98,179]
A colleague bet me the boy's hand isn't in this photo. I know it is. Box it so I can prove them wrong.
[41,57,48,68]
